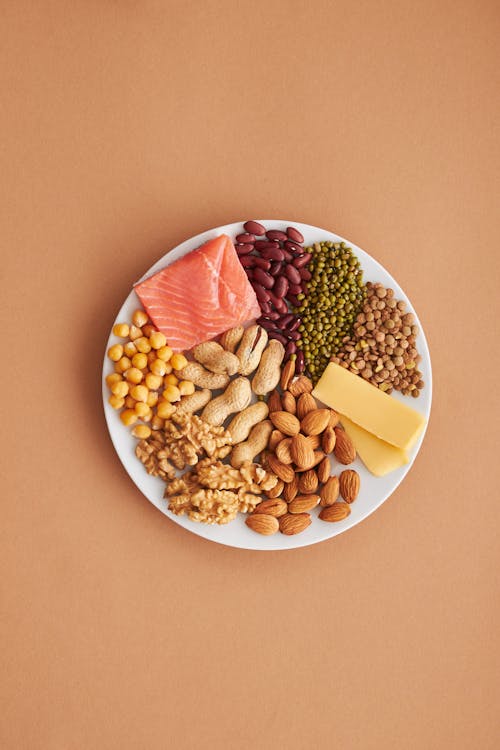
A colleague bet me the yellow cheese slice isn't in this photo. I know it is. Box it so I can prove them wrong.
[312,363,426,451]
[340,416,409,476]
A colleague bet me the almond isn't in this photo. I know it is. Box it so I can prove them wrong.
[267,454,296,483]
[275,437,293,465]
[290,433,315,470]
[333,427,356,464]
[265,479,284,499]
[339,469,360,503]
[296,392,318,420]
[320,475,340,506]
[322,426,336,454]
[279,512,312,535]
[305,434,321,450]
[270,411,301,436]
[283,474,299,502]
[328,409,340,428]
[300,408,331,436]
[281,391,297,415]
[267,389,282,413]
[288,375,313,398]
[298,469,318,494]
[254,499,288,517]
[280,358,296,391]
[319,503,351,522]
[246,513,279,535]
[317,456,331,484]
[288,494,320,513]
[268,429,284,451]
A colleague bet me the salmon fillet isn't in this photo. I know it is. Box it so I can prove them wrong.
[134,234,260,351]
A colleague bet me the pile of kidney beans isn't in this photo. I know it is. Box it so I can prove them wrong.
[234,220,311,372]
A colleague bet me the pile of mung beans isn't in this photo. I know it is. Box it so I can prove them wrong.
[331,282,424,397]
[292,241,366,381]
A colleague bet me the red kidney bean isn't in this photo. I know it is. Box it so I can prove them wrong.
[284,265,301,285]
[282,249,293,262]
[260,302,271,314]
[293,252,312,268]
[261,246,285,261]
[258,318,277,332]
[266,230,288,242]
[235,243,254,255]
[267,311,281,321]
[245,269,254,280]
[287,317,301,332]
[299,267,312,281]
[288,283,302,295]
[301,280,309,293]
[240,255,255,267]
[268,291,288,314]
[286,226,304,244]
[268,330,288,345]
[285,330,301,341]
[284,240,303,255]
[253,267,274,288]
[296,350,305,373]
[284,341,297,358]
[253,257,271,271]
[254,240,280,251]
[269,261,283,277]
[278,313,294,329]
[273,275,289,298]
[287,294,301,307]
[243,220,266,236]
[251,282,270,303]
[236,233,255,244]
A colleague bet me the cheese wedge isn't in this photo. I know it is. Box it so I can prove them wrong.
[340,416,409,476]
[312,363,426,451]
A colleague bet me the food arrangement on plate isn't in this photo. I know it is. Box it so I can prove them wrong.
[103,221,430,543]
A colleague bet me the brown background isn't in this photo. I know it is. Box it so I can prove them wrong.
[1,1,499,748]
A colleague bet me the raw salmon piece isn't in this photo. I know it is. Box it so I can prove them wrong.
[134,234,260,351]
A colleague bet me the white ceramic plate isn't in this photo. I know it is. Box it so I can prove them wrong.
[102,221,432,550]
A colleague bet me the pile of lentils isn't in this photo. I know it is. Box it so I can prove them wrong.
[331,281,424,397]
[293,241,365,382]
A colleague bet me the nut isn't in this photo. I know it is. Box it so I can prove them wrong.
[193,341,240,375]
[281,391,297,415]
[283,474,299,502]
[219,325,244,353]
[269,411,301,436]
[296,392,318,420]
[201,377,252,426]
[246,514,279,535]
[339,469,360,503]
[320,476,340,506]
[268,429,284,451]
[236,325,269,375]
[328,410,340,428]
[252,339,285,395]
[265,479,284,499]
[227,401,269,444]
[290,433,315,470]
[275,437,293,465]
[231,420,273,468]
[279,513,312,535]
[321,426,336,454]
[319,503,351,522]
[305,434,321,450]
[300,409,331,436]
[288,494,320,513]
[280,358,296,390]
[288,375,313,397]
[267,454,296,483]
[253,499,288,517]
[333,427,357,464]
[298,469,318,494]
[267,389,282,413]
[317,456,331,484]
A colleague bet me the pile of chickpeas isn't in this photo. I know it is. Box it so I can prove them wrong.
[106,309,194,438]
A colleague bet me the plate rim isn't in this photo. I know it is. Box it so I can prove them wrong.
[102,219,433,550]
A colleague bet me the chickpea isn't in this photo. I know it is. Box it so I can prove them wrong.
[135,337,151,354]
[125,367,144,384]
[105,373,122,388]
[146,390,159,407]
[149,331,167,350]
[111,380,129,398]
[157,401,176,419]
[132,424,152,439]
[113,323,130,338]
[123,341,137,358]
[132,352,148,369]
[132,309,149,327]
[156,346,173,362]
[108,394,125,410]
[120,409,138,426]
[164,373,179,386]
[150,358,167,377]
[145,373,163,390]
[129,325,143,341]
[116,356,132,373]
[142,324,156,338]
[151,415,165,430]
[130,384,148,402]
[162,385,181,403]
[178,380,195,396]
[124,395,136,409]
[171,353,188,371]
[108,344,124,362]
[134,402,151,418]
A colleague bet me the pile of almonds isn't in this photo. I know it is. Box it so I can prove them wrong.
[245,371,360,536]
